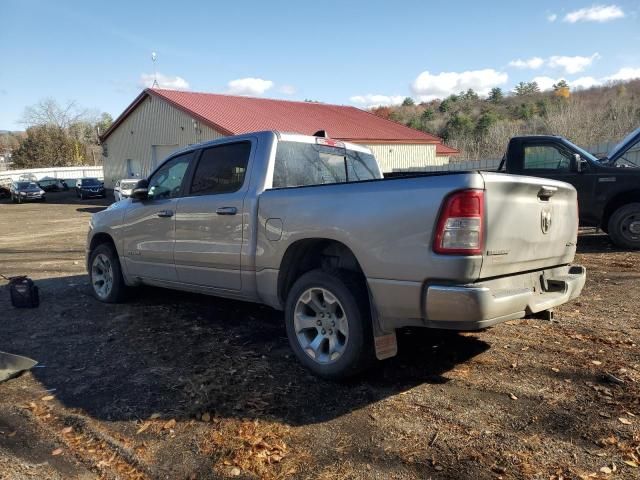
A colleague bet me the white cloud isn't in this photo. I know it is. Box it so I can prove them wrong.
[570,76,602,89]
[528,67,640,92]
[547,13,558,22]
[509,57,545,69]
[531,76,559,91]
[350,94,405,108]
[564,5,625,23]
[278,84,296,95]
[139,72,189,90]
[531,75,602,91]
[411,69,508,101]
[604,67,640,82]
[548,53,600,74]
[226,77,274,96]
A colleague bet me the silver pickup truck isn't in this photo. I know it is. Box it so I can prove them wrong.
[87,131,586,378]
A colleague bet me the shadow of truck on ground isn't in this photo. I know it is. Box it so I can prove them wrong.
[1,274,489,427]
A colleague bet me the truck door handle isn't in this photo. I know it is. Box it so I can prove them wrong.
[537,186,558,200]
[216,207,237,215]
[156,209,174,218]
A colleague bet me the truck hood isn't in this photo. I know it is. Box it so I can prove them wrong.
[605,126,640,165]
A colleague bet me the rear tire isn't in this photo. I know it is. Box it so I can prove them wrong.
[285,269,374,380]
[608,203,640,249]
[88,243,128,303]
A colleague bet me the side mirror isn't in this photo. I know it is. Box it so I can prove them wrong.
[131,179,149,200]
[571,153,587,173]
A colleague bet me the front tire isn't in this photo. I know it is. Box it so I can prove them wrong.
[88,243,128,303]
[285,269,374,380]
[608,203,640,249]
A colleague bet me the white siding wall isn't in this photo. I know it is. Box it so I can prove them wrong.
[361,143,446,173]
[101,95,224,187]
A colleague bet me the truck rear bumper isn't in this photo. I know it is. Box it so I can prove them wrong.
[423,265,586,330]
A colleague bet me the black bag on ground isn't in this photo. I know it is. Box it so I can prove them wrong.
[9,277,39,308]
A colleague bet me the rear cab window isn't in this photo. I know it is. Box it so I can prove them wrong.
[272,139,381,189]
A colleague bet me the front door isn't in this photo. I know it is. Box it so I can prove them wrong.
[520,141,597,222]
[122,151,193,282]
[174,141,253,290]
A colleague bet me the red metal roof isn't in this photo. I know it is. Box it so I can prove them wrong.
[102,88,458,154]
[435,143,459,155]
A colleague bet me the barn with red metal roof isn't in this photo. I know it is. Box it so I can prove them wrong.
[100,88,457,186]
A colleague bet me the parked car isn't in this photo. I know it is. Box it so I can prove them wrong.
[76,178,106,199]
[497,127,640,249]
[10,181,46,203]
[113,178,141,202]
[86,131,585,379]
[38,178,69,192]
[0,184,10,199]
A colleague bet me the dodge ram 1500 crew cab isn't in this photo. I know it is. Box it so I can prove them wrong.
[87,131,586,378]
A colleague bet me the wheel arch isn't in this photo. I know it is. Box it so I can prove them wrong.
[277,238,366,306]
[601,189,640,231]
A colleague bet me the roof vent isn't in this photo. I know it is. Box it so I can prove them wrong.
[313,129,328,138]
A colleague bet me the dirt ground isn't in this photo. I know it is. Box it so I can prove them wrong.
[0,191,638,480]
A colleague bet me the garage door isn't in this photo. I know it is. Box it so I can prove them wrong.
[152,144,179,170]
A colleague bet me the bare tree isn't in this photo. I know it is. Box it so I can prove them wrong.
[20,98,93,129]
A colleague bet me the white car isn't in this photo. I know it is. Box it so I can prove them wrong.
[113,179,140,202]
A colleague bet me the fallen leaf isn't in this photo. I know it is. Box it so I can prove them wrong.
[509,393,518,400]
[623,460,638,468]
[137,422,151,434]
[51,448,63,456]
[61,427,73,434]
[7,431,16,438]
[149,413,161,420]
[591,360,602,366]
[598,412,611,419]
[618,417,632,425]
[434,465,444,471]
[41,395,55,402]
[552,367,560,372]
[163,419,176,430]
[600,466,611,474]
[230,467,241,476]
[201,412,211,422]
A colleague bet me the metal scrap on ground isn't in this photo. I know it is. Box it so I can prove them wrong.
[0,351,37,383]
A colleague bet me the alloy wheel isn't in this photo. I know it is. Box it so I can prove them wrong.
[293,287,349,364]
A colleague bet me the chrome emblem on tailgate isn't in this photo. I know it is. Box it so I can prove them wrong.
[541,206,552,234]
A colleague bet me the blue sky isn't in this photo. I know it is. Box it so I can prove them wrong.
[1,0,639,130]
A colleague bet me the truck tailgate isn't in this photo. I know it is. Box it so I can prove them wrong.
[480,172,578,279]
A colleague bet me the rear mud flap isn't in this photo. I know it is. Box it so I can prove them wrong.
[368,290,398,360]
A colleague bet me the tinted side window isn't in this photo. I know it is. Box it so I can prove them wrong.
[524,145,571,171]
[147,152,192,200]
[190,142,251,195]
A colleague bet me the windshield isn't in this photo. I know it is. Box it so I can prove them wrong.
[17,182,38,189]
[273,141,381,188]
[81,178,101,186]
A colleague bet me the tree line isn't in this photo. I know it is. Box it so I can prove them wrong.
[373,79,640,160]
[1,99,113,169]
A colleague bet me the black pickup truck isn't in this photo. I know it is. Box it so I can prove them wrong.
[498,127,640,249]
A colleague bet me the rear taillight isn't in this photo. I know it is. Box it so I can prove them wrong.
[433,189,484,255]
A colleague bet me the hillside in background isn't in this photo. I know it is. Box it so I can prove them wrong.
[371,79,640,160]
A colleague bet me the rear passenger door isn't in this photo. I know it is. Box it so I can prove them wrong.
[173,141,253,290]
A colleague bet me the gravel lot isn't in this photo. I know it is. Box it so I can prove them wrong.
[0,191,638,480]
